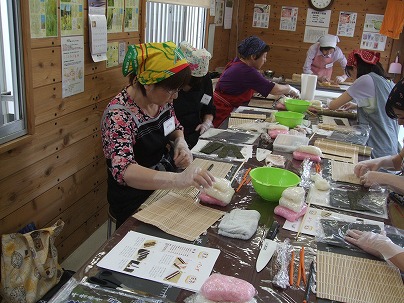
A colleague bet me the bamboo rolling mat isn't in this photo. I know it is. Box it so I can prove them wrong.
[227,117,273,128]
[140,158,235,209]
[317,251,404,303]
[228,118,255,128]
[315,138,372,157]
[134,192,224,241]
[248,99,274,108]
[319,145,358,164]
[230,112,267,120]
[190,158,235,178]
[331,160,361,184]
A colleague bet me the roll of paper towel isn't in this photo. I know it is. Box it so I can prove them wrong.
[301,74,317,101]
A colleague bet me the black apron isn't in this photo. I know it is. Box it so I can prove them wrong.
[102,104,175,227]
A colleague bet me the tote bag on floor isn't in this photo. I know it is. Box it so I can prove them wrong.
[0,220,64,303]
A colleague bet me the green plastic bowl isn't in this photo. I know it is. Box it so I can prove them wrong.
[275,111,305,128]
[250,167,301,202]
[285,99,311,113]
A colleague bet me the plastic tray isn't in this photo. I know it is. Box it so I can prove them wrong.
[273,134,309,153]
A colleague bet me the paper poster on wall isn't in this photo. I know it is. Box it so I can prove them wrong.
[214,0,224,26]
[364,14,384,32]
[360,32,387,51]
[88,0,106,15]
[337,11,357,37]
[361,14,386,51]
[106,42,119,68]
[89,14,107,62]
[119,41,126,64]
[124,0,139,32]
[252,4,270,29]
[60,0,84,37]
[304,26,328,43]
[107,0,124,33]
[223,0,233,29]
[280,6,298,31]
[210,0,215,16]
[61,36,84,98]
[306,8,331,28]
[29,0,58,38]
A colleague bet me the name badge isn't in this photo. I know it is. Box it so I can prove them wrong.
[163,116,175,136]
[200,94,212,105]
[325,63,334,69]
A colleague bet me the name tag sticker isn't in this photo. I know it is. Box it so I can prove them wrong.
[200,94,212,105]
[163,116,175,136]
[325,63,334,69]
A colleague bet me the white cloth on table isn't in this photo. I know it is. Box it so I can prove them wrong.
[218,209,260,240]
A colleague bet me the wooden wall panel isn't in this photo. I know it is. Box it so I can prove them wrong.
[0,135,103,220]
[33,69,125,125]
[1,101,107,180]
[0,161,107,235]
[57,203,109,262]
[210,0,402,81]
[31,47,62,88]
[54,180,108,246]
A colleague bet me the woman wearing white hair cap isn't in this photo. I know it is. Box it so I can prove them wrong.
[174,41,216,148]
[303,34,348,83]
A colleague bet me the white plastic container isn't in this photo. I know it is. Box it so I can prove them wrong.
[273,134,310,153]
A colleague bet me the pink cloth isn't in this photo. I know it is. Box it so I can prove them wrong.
[200,273,256,303]
[274,204,307,222]
[311,53,334,80]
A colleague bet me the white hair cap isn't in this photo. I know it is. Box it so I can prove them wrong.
[318,34,339,48]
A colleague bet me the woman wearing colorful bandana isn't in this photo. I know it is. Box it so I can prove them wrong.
[101,42,214,228]
[212,36,300,127]
[303,34,348,83]
[173,41,216,148]
[328,49,399,158]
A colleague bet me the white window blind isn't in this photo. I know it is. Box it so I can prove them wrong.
[0,0,27,144]
[147,0,210,8]
[145,1,207,49]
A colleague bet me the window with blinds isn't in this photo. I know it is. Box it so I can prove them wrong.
[145,1,207,49]
[0,0,27,145]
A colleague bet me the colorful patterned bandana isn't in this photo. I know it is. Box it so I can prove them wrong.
[122,42,189,85]
[237,36,267,58]
[180,41,211,77]
[347,49,380,67]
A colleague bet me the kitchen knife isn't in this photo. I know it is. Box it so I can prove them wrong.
[256,220,280,272]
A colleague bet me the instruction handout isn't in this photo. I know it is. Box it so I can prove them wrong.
[97,231,220,292]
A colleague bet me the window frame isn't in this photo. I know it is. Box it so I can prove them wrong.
[0,0,27,145]
[145,1,207,50]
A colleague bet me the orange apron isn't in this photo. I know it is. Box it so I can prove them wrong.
[212,89,254,127]
[212,61,255,127]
